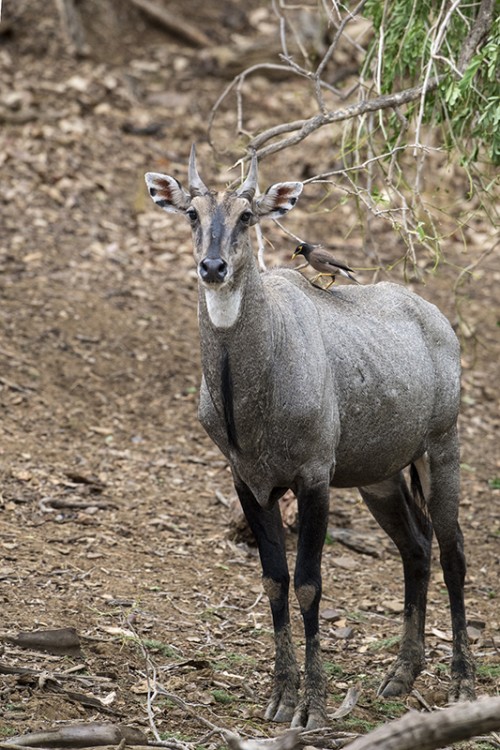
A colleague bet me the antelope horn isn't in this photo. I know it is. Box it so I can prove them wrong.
[236,150,258,201]
[188,144,209,197]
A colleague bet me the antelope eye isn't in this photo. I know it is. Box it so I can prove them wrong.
[240,210,253,224]
[186,208,198,222]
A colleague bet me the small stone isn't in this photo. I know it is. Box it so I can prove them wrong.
[321,608,342,622]
[333,626,353,640]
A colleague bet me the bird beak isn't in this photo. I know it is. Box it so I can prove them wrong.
[291,251,299,259]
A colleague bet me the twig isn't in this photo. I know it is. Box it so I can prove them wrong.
[314,0,368,112]
[0,660,112,685]
[454,241,497,290]
[208,64,296,144]
[214,489,231,507]
[129,620,227,744]
[154,687,223,733]
[53,0,88,56]
[410,688,433,712]
[304,143,442,183]
[0,376,36,393]
[271,218,303,245]
[413,0,459,159]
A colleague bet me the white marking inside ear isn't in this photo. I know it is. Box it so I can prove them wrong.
[204,286,242,328]
[254,181,303,219]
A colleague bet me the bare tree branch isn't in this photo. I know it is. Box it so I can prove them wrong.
[208,1,497,271]
[458,0,494,71]
[249,76,443,159]
[214,0,494,164]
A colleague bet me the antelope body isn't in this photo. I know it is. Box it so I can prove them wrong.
[145,150,475,729]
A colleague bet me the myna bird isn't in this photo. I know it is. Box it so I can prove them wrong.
[292,243,358,287]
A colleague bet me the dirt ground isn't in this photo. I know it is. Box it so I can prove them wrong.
[0,1,499,748]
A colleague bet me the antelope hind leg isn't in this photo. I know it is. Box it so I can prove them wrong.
[359,472,433,698]
[426,432,475,701]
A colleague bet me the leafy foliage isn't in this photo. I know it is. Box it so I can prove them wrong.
[363,1,500,164]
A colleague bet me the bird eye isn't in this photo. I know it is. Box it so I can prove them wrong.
[186,208,198,222]
[240,210,253,224]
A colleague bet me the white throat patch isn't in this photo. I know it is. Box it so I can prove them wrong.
[203,285,242,328]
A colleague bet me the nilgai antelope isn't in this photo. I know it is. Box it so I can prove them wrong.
[145,148,475,729]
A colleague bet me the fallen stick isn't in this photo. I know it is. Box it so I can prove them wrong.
[129,0,212,47]
[0,660,112,684]
[3,627,81,656]
[330,686,360,719]
[2,723,147,748]
[227,697,500,750]
[343,696,500,750]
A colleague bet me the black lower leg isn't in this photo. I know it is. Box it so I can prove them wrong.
[426,433,475,701]
[292,481,330,729]
[235,481,300,721]
[439,530,475,701]
[360,474,432,697]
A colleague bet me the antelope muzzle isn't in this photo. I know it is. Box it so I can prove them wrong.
[199,257,228,284]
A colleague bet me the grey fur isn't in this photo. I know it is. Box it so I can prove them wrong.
[200,271,460,497]
[144,155,475,728]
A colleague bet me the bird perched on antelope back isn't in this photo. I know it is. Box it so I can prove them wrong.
[292,242,358,286]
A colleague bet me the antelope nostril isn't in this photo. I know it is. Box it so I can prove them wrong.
[199,257,228,283]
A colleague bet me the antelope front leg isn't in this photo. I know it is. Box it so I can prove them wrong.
[292,480,330,729]
[264,621,300,722]
[235,482,300,722]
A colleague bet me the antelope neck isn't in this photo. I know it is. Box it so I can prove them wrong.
[199,263,271,456]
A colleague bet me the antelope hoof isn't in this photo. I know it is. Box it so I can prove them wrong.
[265,685,299,723]
[291,699,328,730]
[448,675,476,703]
[378,659,421,698]
[378,675,411,698]
[447,644,475,702]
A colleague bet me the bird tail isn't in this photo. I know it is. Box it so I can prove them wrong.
[339,269,360,283]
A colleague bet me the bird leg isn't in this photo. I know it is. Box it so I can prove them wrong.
[310,272,336,288]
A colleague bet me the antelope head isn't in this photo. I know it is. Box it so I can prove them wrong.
[145,147,303,292]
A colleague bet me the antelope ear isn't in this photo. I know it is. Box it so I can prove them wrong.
[254,182,303,219]
[144,172,191,214]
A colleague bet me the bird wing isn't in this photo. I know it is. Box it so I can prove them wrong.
[311,248,355,274]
